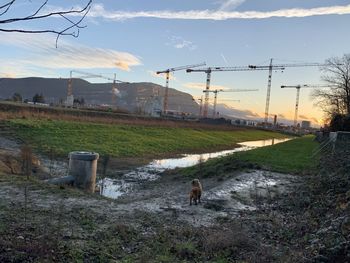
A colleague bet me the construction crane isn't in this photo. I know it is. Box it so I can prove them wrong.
[67,70,127,107]
[111,73,127,106]
[205,89,258,118]
[187,66,263,117]
[197,96,203,116]
[156,62,206,113]
[281,84,332,127]
[248,59,334,125]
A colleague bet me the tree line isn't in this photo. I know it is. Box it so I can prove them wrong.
[312,54,350,131]
[8,93,85,106]
[10,92,45,104]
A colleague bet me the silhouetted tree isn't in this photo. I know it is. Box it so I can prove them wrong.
[73,97,85,106]
[329,113,350,132]
[0,1,92,46]
[33,93,45,104]
[12,92,22,102]
[312,54,350,118]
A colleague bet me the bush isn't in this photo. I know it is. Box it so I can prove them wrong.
[329,113,350,131]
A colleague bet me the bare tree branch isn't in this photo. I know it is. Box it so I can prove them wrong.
[0,0,15,16]
[312,54,350,118]
[0,0,92,47]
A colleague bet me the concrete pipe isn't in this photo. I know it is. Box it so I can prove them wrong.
[68,151,99,193]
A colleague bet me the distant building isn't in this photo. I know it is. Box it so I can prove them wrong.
[65,95,74,107]
[144,96,163,117]
[301,121,311,129]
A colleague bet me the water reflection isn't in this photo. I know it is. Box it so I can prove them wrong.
[100,137,292,199]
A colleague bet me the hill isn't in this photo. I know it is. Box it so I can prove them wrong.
[0,77,199,114]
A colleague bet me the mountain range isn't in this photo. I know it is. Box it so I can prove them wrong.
[0,77,199,114]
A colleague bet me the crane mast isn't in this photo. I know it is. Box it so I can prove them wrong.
[249,60,333,126]
[205,88,258,118]
[204,70,211,117]
[265,59,273,126]
[281,84,333,127]
[67,70,127,107]
[197,96,203,116]
[156,62,206,113]
[187,66,258,118]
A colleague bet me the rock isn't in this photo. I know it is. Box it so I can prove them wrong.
[0,155,22,174]
[0,160,11,174]
[341,217,350,236]
[346,190,350,200]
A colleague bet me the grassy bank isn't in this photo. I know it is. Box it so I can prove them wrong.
[183,135,319,176]
[237,135,318,173]
[6,119,289,158]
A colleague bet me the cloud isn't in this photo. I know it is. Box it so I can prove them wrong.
[0,70,17,78]
[0,61,51,78]
[215,103,262,119]
[87,3,350,21]
[221,53,229,64]
[299,114,309,120]
[184,82,231,91]
[167,36,197,50]
[218,0,246,11]
[310,117,319,124]
[112,87,122,98]
[278,114,286,118]
[0,33,141,74]
[148,70,176,80]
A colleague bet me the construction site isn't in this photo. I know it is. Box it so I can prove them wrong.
[1,56,349,261]
[0,59,334,134]
[1,1,350,262]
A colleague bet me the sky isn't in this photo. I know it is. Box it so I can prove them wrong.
[0,0,350,125]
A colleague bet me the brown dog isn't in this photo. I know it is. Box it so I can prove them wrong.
[190,179,202,205]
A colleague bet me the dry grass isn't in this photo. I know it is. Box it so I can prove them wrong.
[0,101,242,130]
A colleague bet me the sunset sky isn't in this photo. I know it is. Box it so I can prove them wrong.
[1,0,350,125]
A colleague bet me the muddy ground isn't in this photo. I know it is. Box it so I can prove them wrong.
[0,135,298,226]
[0,136,310,262]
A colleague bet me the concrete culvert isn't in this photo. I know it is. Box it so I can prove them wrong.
[68,151,99,193]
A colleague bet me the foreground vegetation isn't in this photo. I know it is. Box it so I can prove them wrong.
[237,135,318,174]
[6,118,289,158]
[1,131,349,262]
[0,174,286,263]
[183,135,319,177]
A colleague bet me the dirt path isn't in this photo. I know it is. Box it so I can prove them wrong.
[0,135,304,262]
[0,135,298,228]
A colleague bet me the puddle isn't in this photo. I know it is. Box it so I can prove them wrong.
[99,178,133,198]
[113,169,297,227]
[205,170,294,209]
[100,138,292,199]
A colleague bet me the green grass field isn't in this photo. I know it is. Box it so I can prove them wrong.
[6,119,289,158]
[182,135,319,176]
[237,135,319,173]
